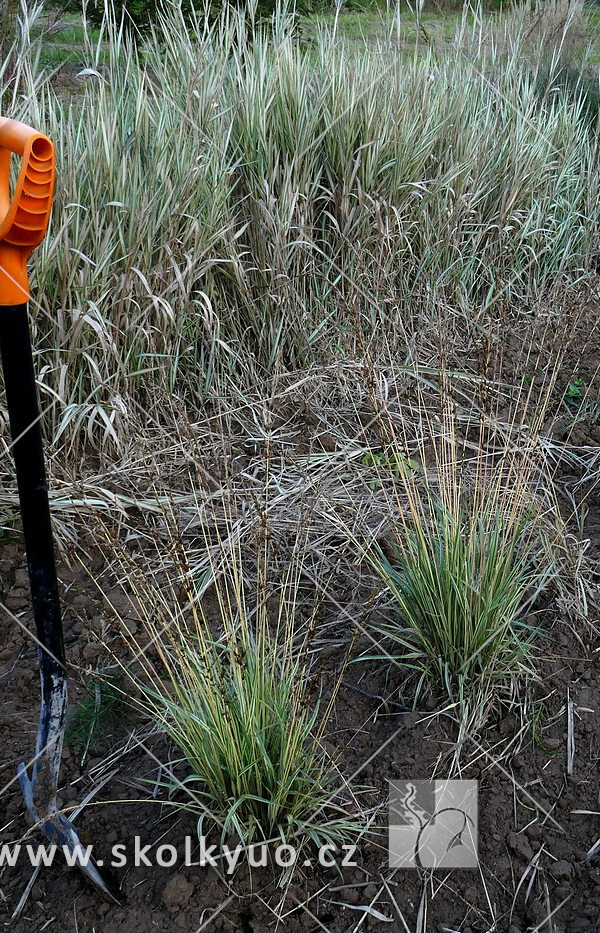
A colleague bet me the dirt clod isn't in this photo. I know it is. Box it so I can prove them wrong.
[161,874,194,910]
[550,859,573,882]
[507,831,534,861]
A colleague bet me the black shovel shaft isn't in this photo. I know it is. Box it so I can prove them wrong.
[0,305,119,902]
[0,303,65,677]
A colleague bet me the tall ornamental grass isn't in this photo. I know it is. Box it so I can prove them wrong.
[2,3,598,451]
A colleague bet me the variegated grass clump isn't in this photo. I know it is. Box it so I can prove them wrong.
[371,484,543,734]
[105,515,361,861]
[359,366,565,737]
[2,2,598,453]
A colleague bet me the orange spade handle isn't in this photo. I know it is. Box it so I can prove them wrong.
[0,119,55,305]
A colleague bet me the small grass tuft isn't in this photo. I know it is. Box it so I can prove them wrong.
[65,669,131,760]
